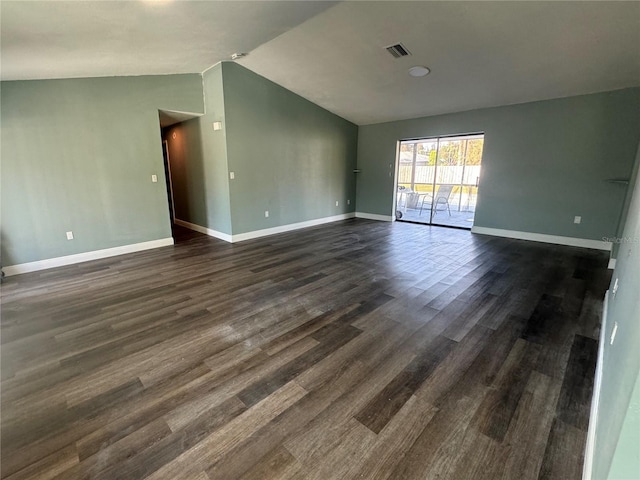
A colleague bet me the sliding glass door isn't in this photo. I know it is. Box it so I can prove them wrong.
[395,134,483,229]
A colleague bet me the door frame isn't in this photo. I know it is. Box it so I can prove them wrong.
[162,140,176,224]
[393,131,485,229]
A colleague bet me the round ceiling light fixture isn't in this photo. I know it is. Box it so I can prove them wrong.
[408,66,431,77]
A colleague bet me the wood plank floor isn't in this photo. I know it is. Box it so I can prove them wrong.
[0,219,610,479]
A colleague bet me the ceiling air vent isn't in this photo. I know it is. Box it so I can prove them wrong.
[385,43,411,58]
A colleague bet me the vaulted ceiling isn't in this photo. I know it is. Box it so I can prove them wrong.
[2,1,639,125]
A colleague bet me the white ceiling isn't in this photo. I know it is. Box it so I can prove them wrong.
[238,1,640,124]
[0,1,334,80]
[2,1,639,125]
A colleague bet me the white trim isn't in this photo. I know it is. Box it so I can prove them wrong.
[3,238,174,276]
[355,212,394,222]
[176,214,356,244]
[470,226,613,251]
[583,290,609,480]
[608,258,617,270]
[174,219,233,242]
[231,213,355,242]
[175,212,355,243]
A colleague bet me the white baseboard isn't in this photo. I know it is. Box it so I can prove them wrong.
[3,237,174,276]
[583,290,609,480]
[231,213,355,242]
[355,212,394,222]
[176,213,355,243]
[174,219,233,243]
[470,226,613,251]
[3,212,355,275]
[608,258,617,270]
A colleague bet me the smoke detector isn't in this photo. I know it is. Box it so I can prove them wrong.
[408,66,431,77]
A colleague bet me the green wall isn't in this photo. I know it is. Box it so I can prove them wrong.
[163,64,232,235]
[593,141,640,480]
[161,62,357,237]
[356,88,640,241]
[1,63,358,267]
[222,62,358,235]
[1,74,204,266]
[608,372,640,479]
[612,138,640,260]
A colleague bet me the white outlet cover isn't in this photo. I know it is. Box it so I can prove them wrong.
[574,216,582,224]
[265,211,269,218]
[230,172,235,180]
[347,200,351,205]
[335,201,339,206]
[213,121,222,131]
[151,174,158,183]
[66,231,74,240]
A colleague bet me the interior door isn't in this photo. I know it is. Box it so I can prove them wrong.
[162,140,176,224]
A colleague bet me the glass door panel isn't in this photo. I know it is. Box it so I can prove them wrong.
[461,136,483,217]
[431,137,465,227]
[396,143,415,218]
[396,139,437,223]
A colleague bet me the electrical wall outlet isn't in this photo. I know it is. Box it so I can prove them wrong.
[230,172,235,180]
[265,210,269,218]
[574,216,581,224]
[347,199,351,205]
[66,231,74,240]
[335,201,339,207]
[151,174,158,183]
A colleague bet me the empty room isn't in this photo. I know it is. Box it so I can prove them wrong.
[1,2,639,479]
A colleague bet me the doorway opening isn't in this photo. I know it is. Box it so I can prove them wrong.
[158,109,203,242]
[395,133,484,229]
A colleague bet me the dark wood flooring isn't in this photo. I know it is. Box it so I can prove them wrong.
[0,220,610,479]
